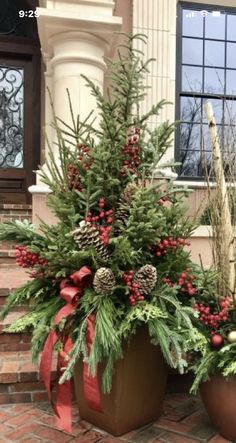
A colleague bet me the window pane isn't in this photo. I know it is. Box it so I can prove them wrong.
[227,43,236,68]
[180,150,210,177]
[179,123,200,151]
[182,9,203,38]
[205,40,225,67]
[182,38,203,65]
[181,97,201,123]
[227,14,236,41]
[225,100,236,125]
[182,66,203,92]
[226,70,236,95]
[0,66,24,169]
[205,12,225,40]
[202,99,223,124]
[204,68,225,94]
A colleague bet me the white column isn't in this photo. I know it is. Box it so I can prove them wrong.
[29,0,122,225]
[132,0,177,173]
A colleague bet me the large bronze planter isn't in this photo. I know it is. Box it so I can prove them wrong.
[200,374,236,441]
[74,327,167,436]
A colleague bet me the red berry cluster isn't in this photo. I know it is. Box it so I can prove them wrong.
[122,270,145,306]
[84,198,113,245]
[67,164,82,191]
[162,270,196,297]
[154,237,190,257]
[157,197,170,206]
[77,144,93,171]
[194,296,230,331]
[120,128,141,177]
[15,246,48,268]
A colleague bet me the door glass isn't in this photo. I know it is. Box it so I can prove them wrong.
[0,66,24,168]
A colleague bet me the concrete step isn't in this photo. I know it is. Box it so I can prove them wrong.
[0,351,56,404]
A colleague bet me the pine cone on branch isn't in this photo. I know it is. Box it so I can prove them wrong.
[93,268,116,295]
[115,183,139,232]
[134,264,157,295]
[72,221,110,261]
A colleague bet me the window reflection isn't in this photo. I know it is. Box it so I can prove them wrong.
[182,38,203,65]
[227,15,236,41]
[204,68,225,94]
[205,40,225,67]
[182,66,203,92]
[205,12,225,40]
[182,9,203,38]
[227,43,236,68]
[178,6,236,177]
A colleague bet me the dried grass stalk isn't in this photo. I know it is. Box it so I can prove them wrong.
[205,101,235,299]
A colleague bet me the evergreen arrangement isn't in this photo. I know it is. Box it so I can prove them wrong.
[0,35,204,398]
[188,267,236,392]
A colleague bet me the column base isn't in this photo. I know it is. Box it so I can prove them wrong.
[28,185,58,228]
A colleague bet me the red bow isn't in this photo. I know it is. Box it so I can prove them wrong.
[39,266,102,433]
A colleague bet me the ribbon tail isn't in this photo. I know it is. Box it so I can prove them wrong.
[55,379,72,433]
[83,314,102,412]
[55,336,74,433]
[39,331,58,408]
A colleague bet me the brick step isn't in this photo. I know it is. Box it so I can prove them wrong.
[0,203,32,228]
[0,289,29,310]
[0,310,31,352]
[0,351,56,404]
[0,214,32,223]
[0,250,16,264]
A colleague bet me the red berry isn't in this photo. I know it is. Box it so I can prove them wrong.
[211,334,224,348]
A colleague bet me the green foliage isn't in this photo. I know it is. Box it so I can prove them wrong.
[0,220,44,245]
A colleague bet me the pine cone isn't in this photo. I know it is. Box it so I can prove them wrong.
[93,268,116,295]
[134,264,157,295]
[72,221,110,261]
[122,183,139,204]
[115,183,139,232]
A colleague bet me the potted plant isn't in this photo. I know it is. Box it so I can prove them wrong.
[188,267,236,441]
[0,35,203,436]
[187,102,236,441]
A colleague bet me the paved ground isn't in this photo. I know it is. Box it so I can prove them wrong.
[0,393,232,443]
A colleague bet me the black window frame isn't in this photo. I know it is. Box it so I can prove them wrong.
[175,1,236,180]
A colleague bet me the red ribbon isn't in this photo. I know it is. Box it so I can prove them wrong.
[39,266,102,433]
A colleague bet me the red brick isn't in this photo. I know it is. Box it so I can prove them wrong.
[9,381,44,393]
[99,439,123,443]
[5,404,31,414]
[5,423,39,440]
[183,410,207,425]
[4,412,36,427]
[208,436,229,443]
[0,410,11,422]
[71,431,103,443]
[154,418,192,434]
[32,391,49,402]
[0,423,12,434]
[0,392,31,404]
[36,427,72,442]
[159,432,200,443]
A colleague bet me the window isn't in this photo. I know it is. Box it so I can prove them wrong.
[176,3,236,178]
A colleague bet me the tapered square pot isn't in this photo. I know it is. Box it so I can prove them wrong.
[74,327,167,436]
[200,374,236,441]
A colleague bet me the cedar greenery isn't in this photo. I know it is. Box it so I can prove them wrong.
[0,34,204,393]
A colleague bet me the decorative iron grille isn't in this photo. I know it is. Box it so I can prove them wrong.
[0,66,24,168]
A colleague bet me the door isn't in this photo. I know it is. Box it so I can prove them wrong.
[0,33,41,204]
